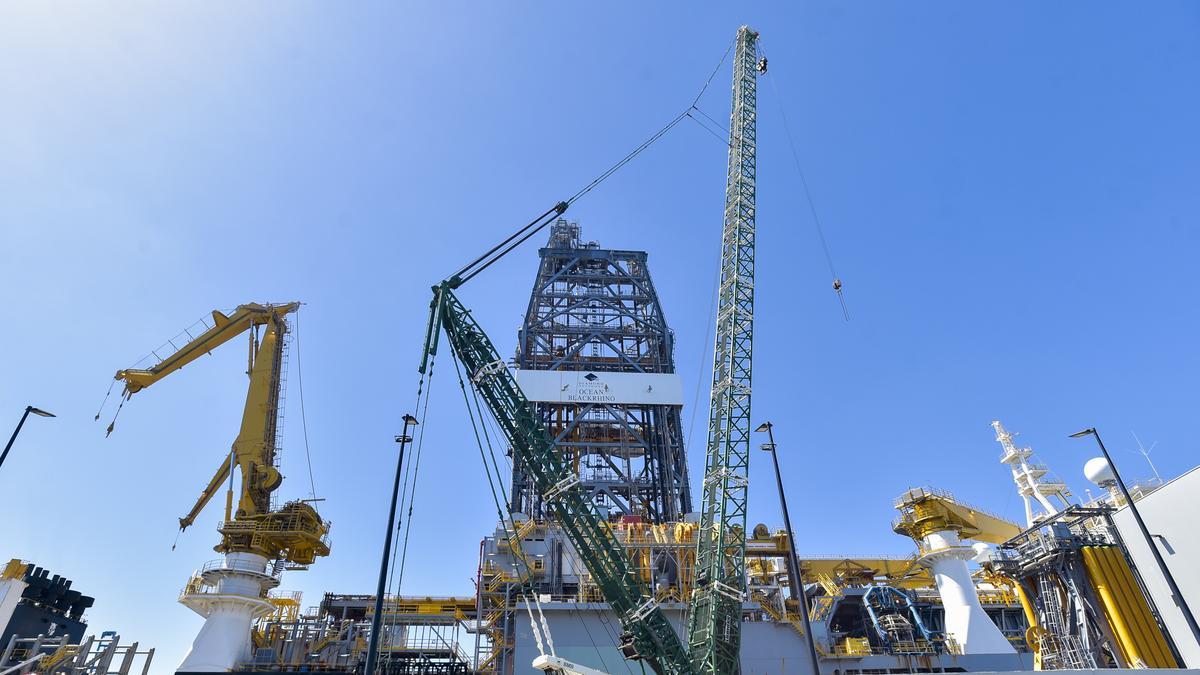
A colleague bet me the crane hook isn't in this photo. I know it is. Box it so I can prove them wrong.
[832,279,849,321]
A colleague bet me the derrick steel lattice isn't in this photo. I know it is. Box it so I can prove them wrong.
[513,220,692,522]
[687,25,759,675]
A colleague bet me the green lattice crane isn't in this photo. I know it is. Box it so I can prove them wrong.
[420,279,695,675]
[685,25,760,675]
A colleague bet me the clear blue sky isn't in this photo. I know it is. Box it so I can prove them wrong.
[2,2,1198,672]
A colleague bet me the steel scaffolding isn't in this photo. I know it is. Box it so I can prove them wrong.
[513,220,692,522]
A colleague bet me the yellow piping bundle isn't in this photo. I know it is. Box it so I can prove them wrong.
[1081,546,1177,668]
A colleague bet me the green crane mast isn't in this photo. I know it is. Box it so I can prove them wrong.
[420,279,695,675]
[686,25,760,675]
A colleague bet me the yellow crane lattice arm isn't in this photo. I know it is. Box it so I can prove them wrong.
[114,302,300,395]
[111,301,299,533]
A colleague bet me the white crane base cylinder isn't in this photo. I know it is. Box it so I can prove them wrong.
[177,553,277,673]
[921,530,1016,655]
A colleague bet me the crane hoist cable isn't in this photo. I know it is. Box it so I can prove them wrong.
[759,40,851,321]
[292,309,319,504]
[447,41,741,291]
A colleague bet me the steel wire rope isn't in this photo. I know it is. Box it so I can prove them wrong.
[448,346,512,529]
[692,106,729,135]
[561,551,616,673]
[376,315,440,656]
[448,348,552,671]
[758,40,849,320]
[685,268,720,453]
[693,38,736,108]
[380,355,435,650]
[455,359,623,671]
[456,38,741,287]
[686,112,730,146]
[463,368,515,513]
[392,364,436,594]
[291,309,319,504]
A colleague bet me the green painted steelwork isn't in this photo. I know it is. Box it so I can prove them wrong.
[422,283,696,675]
[686,24,759,675]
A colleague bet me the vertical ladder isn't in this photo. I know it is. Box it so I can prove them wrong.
[1036,573,1093,669]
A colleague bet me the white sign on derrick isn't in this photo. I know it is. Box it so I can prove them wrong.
[513,369,684,406]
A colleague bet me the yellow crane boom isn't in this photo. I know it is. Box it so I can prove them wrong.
[111,302,306,539]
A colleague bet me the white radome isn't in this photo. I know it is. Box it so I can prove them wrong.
[1084,456,1116,486]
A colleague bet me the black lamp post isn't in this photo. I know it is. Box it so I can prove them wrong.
[0,406,55,471]
[365,414,418,675]
[756,421,822,675]
[1070,427,1200,649]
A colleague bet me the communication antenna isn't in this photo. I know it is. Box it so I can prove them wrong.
[1130,431,1162,483]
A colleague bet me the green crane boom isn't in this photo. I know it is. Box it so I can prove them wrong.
[421,281,695,675]
[686,25,760,675]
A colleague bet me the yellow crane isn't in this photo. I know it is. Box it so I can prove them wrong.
[110,301,329,566]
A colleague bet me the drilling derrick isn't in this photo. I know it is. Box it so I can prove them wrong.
[513,220,692,522]
[687,24,759,674]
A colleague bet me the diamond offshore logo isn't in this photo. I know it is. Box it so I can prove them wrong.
[570,372,615,403]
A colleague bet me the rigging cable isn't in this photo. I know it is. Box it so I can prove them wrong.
[686,111,730,146]
[449,346,510,526]
[381,353,437,645]
[384,356,431,593]
[760,40,850,321]
[391,355,437,595]
[384,37,750,665]
[454,38,741,286]
[685,267,720,451]
[291,308,319,503]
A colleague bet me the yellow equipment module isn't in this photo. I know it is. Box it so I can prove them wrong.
[1081,546,1177,668]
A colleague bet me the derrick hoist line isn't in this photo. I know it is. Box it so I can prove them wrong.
[421,286,696,674]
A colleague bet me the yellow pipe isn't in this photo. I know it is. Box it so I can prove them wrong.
[1099,545,1158,666]
[1010,579,1042,670]
[1012,578,1038,632]
[1083,546,1136,665]
[1096,545,1162,667]
[1106,547,1177,667]
[1102,546,1167,667]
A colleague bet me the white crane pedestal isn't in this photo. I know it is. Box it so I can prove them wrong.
[177,552,278,672]
[918,530,1016,655]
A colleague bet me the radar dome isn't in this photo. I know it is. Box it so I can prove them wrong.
[1084,457,1116,486]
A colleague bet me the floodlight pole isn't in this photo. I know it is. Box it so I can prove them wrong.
[1,406,55,472]
[757,421,823,675]
[365,414,418,675]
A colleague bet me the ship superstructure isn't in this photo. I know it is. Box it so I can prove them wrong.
[0,559,155,675]
[5,19,1196,675]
